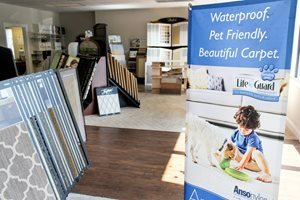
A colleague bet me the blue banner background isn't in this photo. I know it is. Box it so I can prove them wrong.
[188,0,297,69]
[184,182,226,200]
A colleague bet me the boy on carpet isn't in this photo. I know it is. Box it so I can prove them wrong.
[231,105,272,183]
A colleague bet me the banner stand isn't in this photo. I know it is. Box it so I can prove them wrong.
[185,0,297,199]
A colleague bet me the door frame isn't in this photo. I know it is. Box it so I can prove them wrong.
[3,22,33,74]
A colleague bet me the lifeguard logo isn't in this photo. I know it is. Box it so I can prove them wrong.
[233,74,280,102]
[259,64,278,81]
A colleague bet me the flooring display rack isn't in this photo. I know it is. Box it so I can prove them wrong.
[107,53,140,108]
[0,69,90,200]
[49,50,108,115]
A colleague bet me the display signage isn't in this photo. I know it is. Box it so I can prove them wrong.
[188,0,296,70]
[185,0,297,199]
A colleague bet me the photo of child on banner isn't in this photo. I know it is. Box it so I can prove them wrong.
[185,111,282,199]
[214,105,272,183]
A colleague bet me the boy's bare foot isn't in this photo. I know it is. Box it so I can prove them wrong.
[214,152,221,163]
[256,174,272,183]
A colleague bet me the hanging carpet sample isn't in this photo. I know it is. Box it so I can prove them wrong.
[0,69,91,199]
[0,123,56,200]
[41,71,90,166]
[28,116,65,199]
[47,107,78,178]
[25,74,87,181]
[14,77,73,194]
[0,86,56,200]
[57,68,86,142]
[11,80,66,199]
[27,76,80,186]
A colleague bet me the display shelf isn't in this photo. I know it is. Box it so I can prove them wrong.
[171,21,188,47]
[30,27,65,72]
[127,47,147,75]
[147,23,171,47]
[146,19,188,88]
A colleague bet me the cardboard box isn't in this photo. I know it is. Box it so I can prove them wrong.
[160,82,181,94]
[136,56,146,78]
[152,67,161,76]
[152,77,161,89]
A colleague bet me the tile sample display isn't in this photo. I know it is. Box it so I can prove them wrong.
[96,87,120,116]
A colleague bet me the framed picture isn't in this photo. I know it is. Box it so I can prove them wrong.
[96,86,120,116]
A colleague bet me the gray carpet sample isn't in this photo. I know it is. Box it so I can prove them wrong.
[0,123,56,200]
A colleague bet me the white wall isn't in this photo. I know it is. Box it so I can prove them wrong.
[0,3,60,46]
[286,79,300,141]
[59,12,95,48]
[0,3,60,73]
[95,7,188,54]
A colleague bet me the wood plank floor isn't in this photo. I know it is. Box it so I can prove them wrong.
[72,126,300,200]
[72,126,184,200]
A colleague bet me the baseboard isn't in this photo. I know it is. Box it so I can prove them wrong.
[286,117,300,142]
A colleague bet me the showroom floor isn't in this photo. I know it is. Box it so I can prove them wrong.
[72,126,184,200]
[73,89,300,200]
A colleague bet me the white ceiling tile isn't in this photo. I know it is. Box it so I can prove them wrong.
[0,0,237,12]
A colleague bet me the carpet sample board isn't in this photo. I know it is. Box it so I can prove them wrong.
[0,69,91,199]
[43,71,90,166]
[29,116,65,199]
[0,122,56,200]
[58,68,86,142]
[96,87,120,116]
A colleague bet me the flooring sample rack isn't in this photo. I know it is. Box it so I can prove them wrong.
[107,53,140,108]
[0,69,90,200]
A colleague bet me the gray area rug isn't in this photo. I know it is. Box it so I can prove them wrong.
[85,92,186,132]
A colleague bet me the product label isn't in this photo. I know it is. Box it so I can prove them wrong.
[233,74,280,102]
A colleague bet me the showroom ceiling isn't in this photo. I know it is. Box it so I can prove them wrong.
[0,0,236,12]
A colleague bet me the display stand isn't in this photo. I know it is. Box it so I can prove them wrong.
[0,69,90,200]
[83,56,107,115]
[107,53,140,108]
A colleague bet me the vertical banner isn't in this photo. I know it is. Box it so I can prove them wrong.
[185,0,297,200]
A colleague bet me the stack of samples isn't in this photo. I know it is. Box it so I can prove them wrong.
[50,51,99,109]
[0,69,90,200]
[76,55,99,106]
